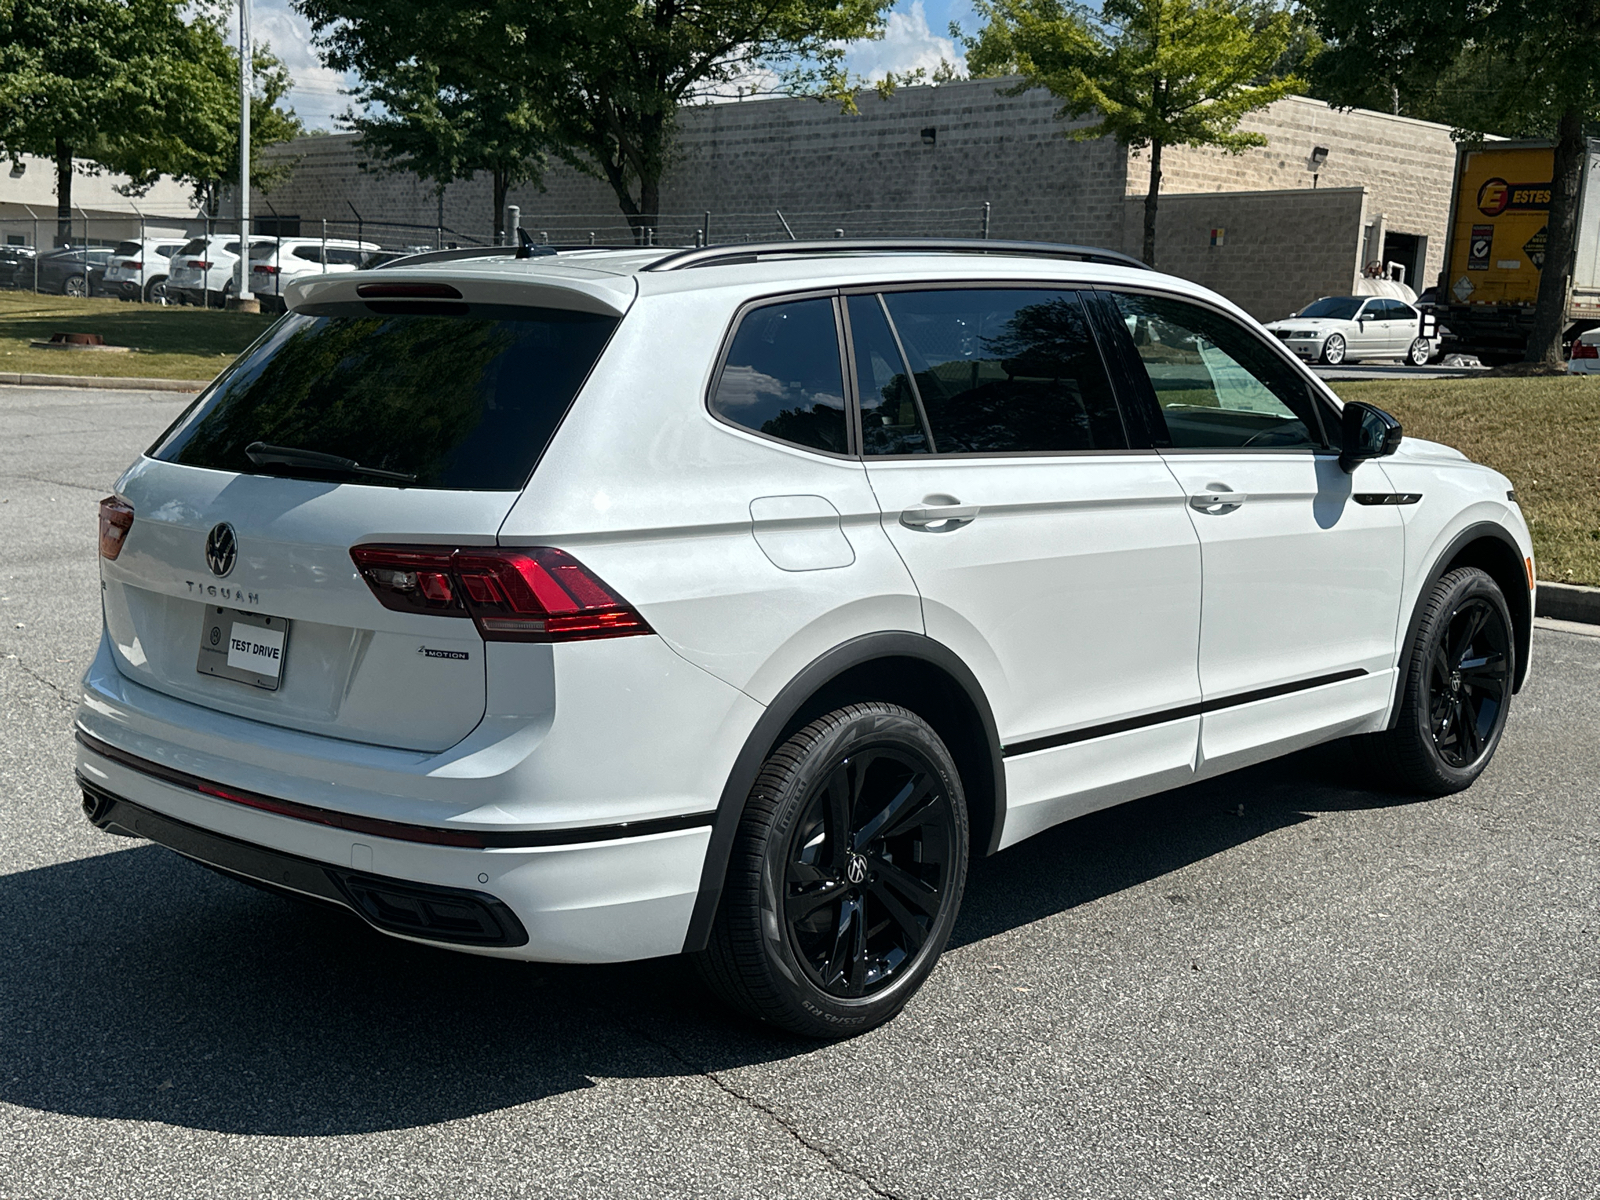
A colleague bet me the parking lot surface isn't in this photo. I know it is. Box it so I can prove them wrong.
[2,383,1597,1200]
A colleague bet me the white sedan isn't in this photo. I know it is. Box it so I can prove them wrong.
[1265,296,1438,366]
[1569,327,1600,374]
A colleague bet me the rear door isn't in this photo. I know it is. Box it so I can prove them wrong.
[107,297,622,752]
[1102,289,1404,774]
[853,286,1203,847]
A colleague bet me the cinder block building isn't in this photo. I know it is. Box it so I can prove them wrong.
[251,79,1467,321]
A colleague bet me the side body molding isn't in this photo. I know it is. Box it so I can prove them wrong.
[680,631,1004,953]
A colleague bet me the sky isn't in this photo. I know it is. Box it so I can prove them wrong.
[249,0,982,132]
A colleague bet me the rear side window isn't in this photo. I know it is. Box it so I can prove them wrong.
[151,304,619,490]
[881,289,1126,454]
[710,298,848,455]
[293,246,323,263]
[156,244,183,258]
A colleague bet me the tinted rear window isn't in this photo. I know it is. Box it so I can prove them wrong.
[113,241,141,256]
[151,305,619,490]
[178,238,207,256]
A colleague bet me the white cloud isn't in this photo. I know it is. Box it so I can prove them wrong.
[248,0,358,131]
[843,1,966,82]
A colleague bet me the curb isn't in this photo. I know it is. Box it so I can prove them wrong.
[0,371,204,393]
[1536,582,1600,626]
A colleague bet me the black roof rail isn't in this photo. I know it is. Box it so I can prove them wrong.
[369,242,648,269]
[642,238,1153,273]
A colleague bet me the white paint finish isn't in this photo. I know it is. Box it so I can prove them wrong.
[997,717,1201,849]
[750,494,855,571]
[79,631,761,832]
[76,748,709,964]
[863,454,1203,745]
[1197,671,1395,776]
[500,288,921,703]
[1161,452,1404,755]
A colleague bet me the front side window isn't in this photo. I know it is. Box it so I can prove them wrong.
[880,288,1126,454]
[710,298,848,455]
[1111,293,1323,450]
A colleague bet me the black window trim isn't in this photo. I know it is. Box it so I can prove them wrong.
[703,287,859,461]
[840,281,1143,462]
[1089,283,1341,453]
[839,291,939,456]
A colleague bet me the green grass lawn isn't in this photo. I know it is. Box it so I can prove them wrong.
[0,291,274,380]
[1331,375,1600,587]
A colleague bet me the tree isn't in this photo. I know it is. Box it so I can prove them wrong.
[964,0,1303,267]
[1309,0,1599,364]
[344,59,545,243]
[0,0,195,241]
[297,0,896,240]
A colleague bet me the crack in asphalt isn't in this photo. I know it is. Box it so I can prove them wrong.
[1,649,78,712]
[0,470,115,494]
[613,1013,906,1200]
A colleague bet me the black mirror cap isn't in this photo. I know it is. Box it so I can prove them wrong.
[1340,402,1403,472]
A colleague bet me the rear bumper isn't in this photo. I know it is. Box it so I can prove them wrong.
[76,732,715,962]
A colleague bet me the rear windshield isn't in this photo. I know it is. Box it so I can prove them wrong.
[150,304,619,490]
[113,241,141,256]
[178,238,207,256]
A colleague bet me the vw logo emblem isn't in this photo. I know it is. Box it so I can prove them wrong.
[845,853,868,885]
[204,522,237,578]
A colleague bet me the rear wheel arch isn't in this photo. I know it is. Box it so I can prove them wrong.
[681,632,1003,953]
[1390,522,1531,729]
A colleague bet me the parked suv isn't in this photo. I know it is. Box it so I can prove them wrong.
[166,234,275,306]
[103,237,189,303]
[247,237,380,312]
[77,240,1534,1037]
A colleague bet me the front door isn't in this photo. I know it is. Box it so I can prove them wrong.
[848,287,1203,847]
[1102,290,1405,775]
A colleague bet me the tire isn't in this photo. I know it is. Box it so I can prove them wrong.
[696,702,970,1038]
[1363,567,1515,795]
[144,276,168,304]
[62,274,87,298]
[1407,337,1433,366]
[1320,333,1347,365]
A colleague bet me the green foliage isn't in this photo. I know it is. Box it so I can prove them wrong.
[297,0,897,231]
[963,0,1304,264]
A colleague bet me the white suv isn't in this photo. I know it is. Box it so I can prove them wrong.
[102,237,188,302]
[77,240,1534,1037]
[167,234,276,307]
[247,237,381,312]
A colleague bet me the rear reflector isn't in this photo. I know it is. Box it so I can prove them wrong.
[350,545,650,641]
[356,282,463,299]
[98,496,134,559]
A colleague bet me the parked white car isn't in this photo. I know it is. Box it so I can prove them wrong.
[248,238,381,313]
[78,239,1533,1038]
[102,237,189,303]
[167,234,276,307]
[1568,327,1600,374]
[1264,296,1439,366]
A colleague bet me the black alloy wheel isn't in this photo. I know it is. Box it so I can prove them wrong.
[1362,567,1515,794]
[1424,595,1512,769]
[783,745,956,999]
[698,702,969,1038]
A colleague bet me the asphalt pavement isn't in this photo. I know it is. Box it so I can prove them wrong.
[2,383,1597,1200]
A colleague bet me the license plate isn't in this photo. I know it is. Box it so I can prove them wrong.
[196,607,289,691]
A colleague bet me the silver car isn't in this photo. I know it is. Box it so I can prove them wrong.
[1265,296,1438,366]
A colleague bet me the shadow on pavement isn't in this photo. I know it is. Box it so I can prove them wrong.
[0,740,1419,1136]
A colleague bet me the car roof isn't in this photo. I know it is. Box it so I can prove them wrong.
[286,239,1249,322]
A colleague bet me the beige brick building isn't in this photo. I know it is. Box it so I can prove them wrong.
[251,82,1465,321]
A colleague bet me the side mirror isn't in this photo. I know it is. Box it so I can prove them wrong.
[1340,402,1403,472]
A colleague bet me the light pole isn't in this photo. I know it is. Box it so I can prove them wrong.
[230,0,259,311]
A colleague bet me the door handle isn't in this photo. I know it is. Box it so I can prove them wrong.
[901,501,979,531]
[1189,492,1248,514]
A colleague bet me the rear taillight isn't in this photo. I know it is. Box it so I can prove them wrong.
[98,496,134,560]
[350,545,650,642]
[191,260,212,270]
[1572,341,1599,359]
[121,260,141,270]
[253,264,279,275]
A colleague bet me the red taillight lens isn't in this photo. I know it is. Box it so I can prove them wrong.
[253,264,279,275]
[349,545,650,642]
[192,260,212,270]
[121,260,141,269]
[1572,341,1599,359]
[98,496,134,559]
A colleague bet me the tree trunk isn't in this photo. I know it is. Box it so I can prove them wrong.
[492,165,510,245]
[1526,105,1585,365]
[54,137,73,246]
[1142,139,1162,268]
[636,173,661,246]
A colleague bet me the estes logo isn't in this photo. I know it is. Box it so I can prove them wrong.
[1477,177,1552,217]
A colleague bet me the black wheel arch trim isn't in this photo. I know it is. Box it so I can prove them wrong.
[681,631,1004,954]
[1388,520,1531,729]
